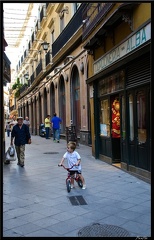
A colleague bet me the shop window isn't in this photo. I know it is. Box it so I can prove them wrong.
[121,96,126,139]
[98,70,125,97]
[129,94,134,141]
[137,91,146,143]
[100,99,110,137]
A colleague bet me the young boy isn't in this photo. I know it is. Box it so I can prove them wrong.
[59,141,86,189]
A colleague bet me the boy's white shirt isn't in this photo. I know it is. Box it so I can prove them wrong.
[63,150,81,171]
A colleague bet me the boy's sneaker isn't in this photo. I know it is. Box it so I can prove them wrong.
[71,184,74,189]
[82,185,86,189]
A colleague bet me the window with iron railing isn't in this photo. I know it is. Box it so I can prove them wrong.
[36,61,42,76]
[35,20,40,33]
[21,56,23,64]
[30,72,35,84]
[40,5,46,22]
[45,50,51,66]
[82,3,114,40]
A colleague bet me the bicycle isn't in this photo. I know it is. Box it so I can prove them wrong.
[58,164,83,192]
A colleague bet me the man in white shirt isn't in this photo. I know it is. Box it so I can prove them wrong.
[23,116,30,128]
[9,115,17,131]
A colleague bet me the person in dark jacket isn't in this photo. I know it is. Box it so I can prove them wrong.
[11,116,31,167]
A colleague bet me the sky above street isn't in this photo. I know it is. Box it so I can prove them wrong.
[3,3,39,70]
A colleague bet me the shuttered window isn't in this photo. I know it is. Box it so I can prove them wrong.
[126,53,150,89]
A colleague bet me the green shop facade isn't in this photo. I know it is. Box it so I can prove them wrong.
[87,20,151,182]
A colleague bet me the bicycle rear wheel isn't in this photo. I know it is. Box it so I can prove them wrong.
[66,179,71,192]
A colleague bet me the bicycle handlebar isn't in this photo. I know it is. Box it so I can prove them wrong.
[58,164,77,171]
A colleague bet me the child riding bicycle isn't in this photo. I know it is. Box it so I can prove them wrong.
[59,141,86,189]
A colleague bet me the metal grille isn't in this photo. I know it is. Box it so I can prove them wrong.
[43,152,59,154]
[126,53,150,89]
[78,223,130,237]
[68,195,87,205]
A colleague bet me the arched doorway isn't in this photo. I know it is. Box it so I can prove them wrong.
[59,76,66,134]
[71,66,81,135]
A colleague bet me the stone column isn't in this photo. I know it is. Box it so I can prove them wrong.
[28,99,32,134]
[32,97,36,135]
[35,94,39,135]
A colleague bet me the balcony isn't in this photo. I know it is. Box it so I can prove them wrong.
[30,72,35,85]
[36,61,42,77]
[40,5,46,23]
[9,105,15,112]
[3,52,11,85]
[82,3,114,41]
[45,50,51,66]
[52,3,85,57]
[35,20,41,34]
[19,84,28,95]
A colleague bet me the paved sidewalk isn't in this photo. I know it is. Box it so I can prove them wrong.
[3,134,151,237]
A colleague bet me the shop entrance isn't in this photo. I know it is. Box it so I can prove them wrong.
[111,95,121,164]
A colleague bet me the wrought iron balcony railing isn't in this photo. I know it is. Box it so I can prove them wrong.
[40,5,46,22]
[45,50,51,66]
[36,61,42,77]
[82,3,114,40]
[52,3,86,57]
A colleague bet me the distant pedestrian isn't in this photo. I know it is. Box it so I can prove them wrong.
[11,116,31,167]
[51,113,62,143]
[6,122,11,137]
[23,116,30,128]
[44,114,51,139]
[9,115,17,131]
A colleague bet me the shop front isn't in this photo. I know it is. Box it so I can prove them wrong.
[88,21,151,181]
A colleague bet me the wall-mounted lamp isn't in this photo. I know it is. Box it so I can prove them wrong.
[24,73,31,86]
[82,18,89,24]
[66,55,74,60]
[54,66,62,74]
[80,62,84,74]
[24,73,29,80]
[64,73,68,82]
[41,41,50,52]
[59,6,69,18]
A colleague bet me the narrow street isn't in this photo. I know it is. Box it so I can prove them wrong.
[3,134,151,237]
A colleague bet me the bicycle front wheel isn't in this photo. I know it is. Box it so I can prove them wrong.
[66,179,71,192]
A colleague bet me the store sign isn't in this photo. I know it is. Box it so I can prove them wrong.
[94,22,151,74]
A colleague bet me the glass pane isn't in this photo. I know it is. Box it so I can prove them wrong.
[129,94,134,141]
[121,96,126,139]
[100,99,110,137]
[137,91,146,143]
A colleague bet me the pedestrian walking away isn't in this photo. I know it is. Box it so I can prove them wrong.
[59,141,86,189]
[51,113,62,143]
[11,116,31,167]
[23,116,30,128]
[45,114,51,139]
[6,122,11,137]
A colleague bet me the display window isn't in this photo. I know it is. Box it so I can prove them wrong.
[100,99,110,137]
[137,91,146,143]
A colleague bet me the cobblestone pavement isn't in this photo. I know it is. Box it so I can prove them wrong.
[3,134,151,237]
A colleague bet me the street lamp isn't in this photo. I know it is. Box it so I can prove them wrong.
[40,41,50,52]
[24,73,31,86]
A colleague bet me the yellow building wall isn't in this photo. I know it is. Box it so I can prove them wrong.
[133,3,151,30]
